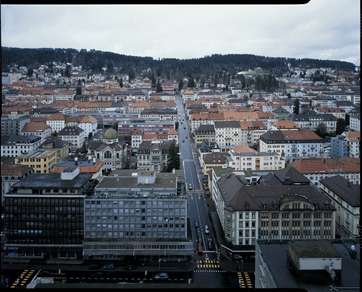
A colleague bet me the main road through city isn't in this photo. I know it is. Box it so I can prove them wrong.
[176,95,217,256]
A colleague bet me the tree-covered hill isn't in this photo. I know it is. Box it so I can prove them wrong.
[2,47,355,79]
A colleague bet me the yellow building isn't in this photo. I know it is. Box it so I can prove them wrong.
[15,149,59,174]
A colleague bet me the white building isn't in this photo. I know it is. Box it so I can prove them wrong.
[58,126,86,149]
[78,115,98,137]
[229,144,285,171]
[349,112,360,132]
[1,135,41,157]
[46,113,66,133]
[259,129,325,162]
[214,121,242,151]
[320,176,360,238]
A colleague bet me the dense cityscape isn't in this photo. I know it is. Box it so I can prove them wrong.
[1,2,360,291]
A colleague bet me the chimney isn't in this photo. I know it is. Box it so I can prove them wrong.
[88,155,91,162]
[74,157,78,166]
[92,157,96,165]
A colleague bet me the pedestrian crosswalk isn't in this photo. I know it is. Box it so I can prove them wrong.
[10,269,36,288]
[194,259,222,272]
[237,272,253,288]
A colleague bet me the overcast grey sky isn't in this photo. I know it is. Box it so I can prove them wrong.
[1,1,360,65]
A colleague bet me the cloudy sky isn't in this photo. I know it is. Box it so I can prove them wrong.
[1,1,360,64]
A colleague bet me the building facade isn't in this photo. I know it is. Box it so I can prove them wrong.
[83,172,192,259]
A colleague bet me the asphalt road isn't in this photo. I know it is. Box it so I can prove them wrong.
[176,95,218,257]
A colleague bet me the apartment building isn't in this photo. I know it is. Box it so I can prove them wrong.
[212,172,335,247]
[58,126,86,149]
[259,129,325,162]
[229,144,285,171]
[194,124,216,145]
[46,113,66,133]
[292,112,337,133]
[345,131,360,158]
[78,115,98,137]
[214,121,242,151]
[349,111,360,132]
[1,113,30,136]
[137,141,172,173]
[240,121,268,146]
[15,149,59,174]
[1,135,42,158]
[320,176,360,238]
[200,152,230,175]
[291,157,360,187]
[21,121,52,144]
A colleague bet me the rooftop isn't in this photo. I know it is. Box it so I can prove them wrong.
[1,163,33,177]
[217,173,333,212]
[258,241,360,291]
[320,176,360,207]
[96,172,177,189]
[291,158,360,174]
[11,173,92,189]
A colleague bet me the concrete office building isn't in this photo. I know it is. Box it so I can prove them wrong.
[83,171,193,260]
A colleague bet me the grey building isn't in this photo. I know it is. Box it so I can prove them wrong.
[1,113,30,136]
[330,135,349,158]
[83,171,193,260]
[137,141,172,173]
[255,240,360,291]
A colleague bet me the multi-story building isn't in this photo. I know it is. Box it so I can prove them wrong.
[229,144,285,171]
[21,121,52,144]
[320,176,360,238]
[330,135,349,158]
[291,157,360,187]
[194,124,215,145]
[140,108,177,121]
[1,164,33,203]
[58,126,86,149]
[212,171,335,246]
[46,113,66,133]
[292,112,337,133]
[345,131,360,158]
[137,141,172,173]
[349,111,360,132]
[1,135,42,158]
[259,129,325,162]
[255,240,360,290]
[200,152,230,175]
[88,129,128,172]
[15,149,59,174]
[214,121,242,151]
[3,168,95,263]
[78,115,98,137]
[1,113,30,136]
[131,128,143,150]
[40,136,70,160]
[240,121,268,146]
[83,171,193,260]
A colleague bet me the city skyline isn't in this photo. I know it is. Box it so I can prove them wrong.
[1,1,360,65]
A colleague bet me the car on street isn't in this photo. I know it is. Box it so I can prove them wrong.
[182,140,185,143]
[188,183,193,190]
[154,272,169,280]
[205,225,209,235]
[195,223,199,229]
